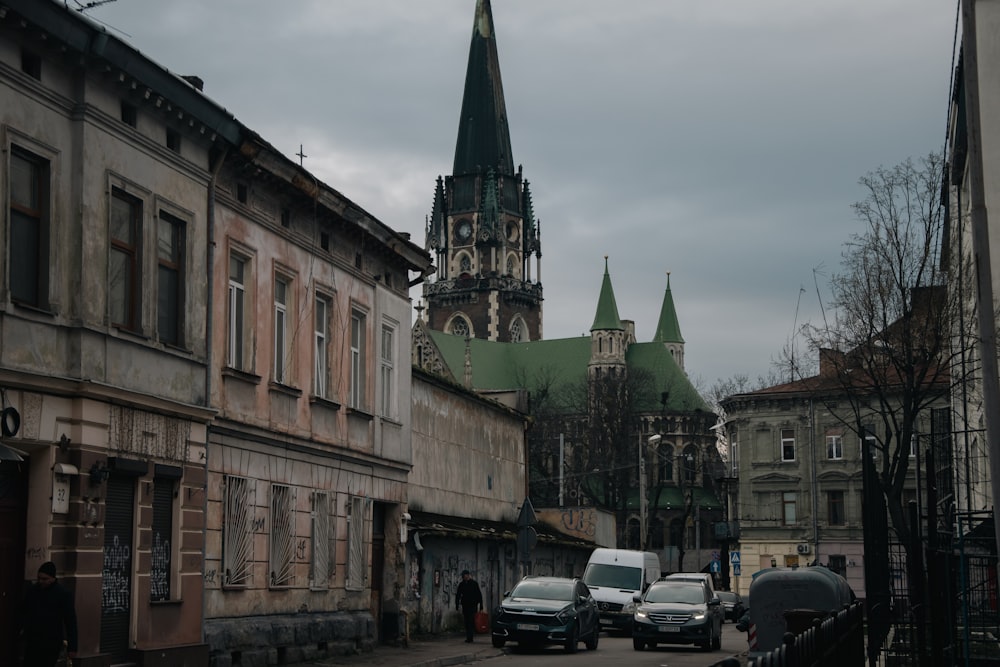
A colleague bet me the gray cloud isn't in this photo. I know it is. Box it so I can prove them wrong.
[92,0,957,386]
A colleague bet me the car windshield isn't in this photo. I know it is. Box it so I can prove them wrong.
[644,585,704,604]
[582,563,641,589]
[511,580,575,601]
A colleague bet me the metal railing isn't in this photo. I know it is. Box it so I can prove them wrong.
[748,601,865,667]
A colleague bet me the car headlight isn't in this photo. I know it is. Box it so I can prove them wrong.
[556,609,575,625]
[623,601,636,615]
[691,611,706,621]
[634,607,649,620]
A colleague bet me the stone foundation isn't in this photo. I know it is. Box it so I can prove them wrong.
[205,611,376,667]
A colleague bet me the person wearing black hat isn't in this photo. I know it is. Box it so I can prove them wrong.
[19,561,78,667]
[455,570,483,643]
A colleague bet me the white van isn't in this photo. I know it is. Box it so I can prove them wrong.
[582,548,661,633]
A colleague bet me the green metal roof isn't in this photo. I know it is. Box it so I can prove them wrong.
[623,485,721,511]
[424,332,709,415]
[652,273,685,344]
[590,258,624,332]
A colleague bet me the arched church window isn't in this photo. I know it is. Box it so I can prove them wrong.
[683,445,698,484]
[509,317,527,342]
[506,256,515,276]
[460,254,472,273]
[659,445,675,484]
[451,317,470,338]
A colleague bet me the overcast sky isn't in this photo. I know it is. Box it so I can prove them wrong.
[86,0,959,390]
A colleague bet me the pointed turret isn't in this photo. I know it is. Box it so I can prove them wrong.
[453,0,514,177]
[589,258,629,380]
[653,273,686,371]
[591,257,624,332]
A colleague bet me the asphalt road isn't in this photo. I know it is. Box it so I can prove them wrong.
[489,622,748,666]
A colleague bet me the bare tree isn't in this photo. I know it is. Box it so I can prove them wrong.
[801,152,969,547]
[799,153,976,662]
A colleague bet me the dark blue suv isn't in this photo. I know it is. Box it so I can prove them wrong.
[491,576,600,653]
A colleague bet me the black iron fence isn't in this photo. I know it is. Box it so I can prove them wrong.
[747,601,865,667]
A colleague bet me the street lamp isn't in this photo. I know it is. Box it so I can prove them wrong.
[641,434,661,550]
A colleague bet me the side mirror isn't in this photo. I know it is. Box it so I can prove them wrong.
[709,596,721,606]
[633,594,642,603]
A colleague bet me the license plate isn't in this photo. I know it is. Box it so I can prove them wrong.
[659,625,681,633]
[517,623,540,631]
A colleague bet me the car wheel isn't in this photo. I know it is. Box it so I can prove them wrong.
[564,622,578,654]
[633,637,646,651]
[491,636,505,649]
[585,626,599,651]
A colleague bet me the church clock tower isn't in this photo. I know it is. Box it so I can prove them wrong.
[422,0,543,342]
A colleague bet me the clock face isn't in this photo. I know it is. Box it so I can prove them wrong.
[506,221,519,242]
[456,220,472,241]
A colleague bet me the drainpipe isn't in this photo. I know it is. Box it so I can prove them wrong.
[810,399,819,562]
[201,146,229,645]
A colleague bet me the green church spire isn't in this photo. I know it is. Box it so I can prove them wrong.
[591,257,624,332]
[653,272,684,343]
[453,0,514,177]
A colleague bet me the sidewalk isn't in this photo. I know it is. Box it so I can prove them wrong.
[290,633,503,667]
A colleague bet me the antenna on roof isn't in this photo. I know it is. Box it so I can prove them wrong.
[71,0,119,13]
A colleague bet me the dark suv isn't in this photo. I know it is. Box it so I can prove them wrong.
[632,580,723,651]
[491,576,600,653]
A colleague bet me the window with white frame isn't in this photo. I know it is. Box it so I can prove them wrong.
[380,323,395,418]
[273,276,290,384]
[827,434,843,460]
[314,295,330,398]
[346,496,368,590]
[222,475,253,587]
[228,254,249,370]
[269,484,294,588]
[782,491,797,525]
[310,491,334,589]
[9,145,50,308]
[350,309,366,409]
[781,429,795,462]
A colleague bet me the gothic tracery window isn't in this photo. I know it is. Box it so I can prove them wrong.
[451,316,469,338]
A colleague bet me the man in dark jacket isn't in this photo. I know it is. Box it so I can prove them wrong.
[20,561,78,667]
[455,570,483,643]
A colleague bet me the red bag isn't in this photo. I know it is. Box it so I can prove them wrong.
[474,610,489,634]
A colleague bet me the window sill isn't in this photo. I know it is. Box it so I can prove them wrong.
[113,325,150,342]
[380,415,402,427]
[11,300,55,317]
[346,407,374,421]
[222,367,262,385]
[310,395,342,411]
[268,381,302,398]
[150,598,184,606]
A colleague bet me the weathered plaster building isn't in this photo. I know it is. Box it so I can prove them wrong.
[0,2,218,663]
[944,0,1000,531]
[0,2,433,665]
[720,351,934,599]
